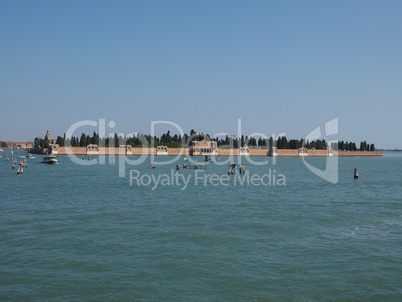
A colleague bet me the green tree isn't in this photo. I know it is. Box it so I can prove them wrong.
[269,137,274,148]
[283,137,288,149]
[233,138,238,148]
[34,138,42,148]
[114,133,119,148]
[56,136,64,146]
[91,131,99,145]
[80,133,86,147]
[43,136,50,148]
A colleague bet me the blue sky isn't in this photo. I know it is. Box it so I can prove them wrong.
[1,1,401,148]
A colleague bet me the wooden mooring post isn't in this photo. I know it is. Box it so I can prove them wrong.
[17,161,24,174]
[228,163,236,175]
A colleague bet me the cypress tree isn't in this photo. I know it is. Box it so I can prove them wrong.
[80,133,86,147]
[114,133,119,148]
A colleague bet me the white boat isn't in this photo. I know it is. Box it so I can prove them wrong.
[0,148,3,153]
[42,155,58,164]
[26,153,33,158]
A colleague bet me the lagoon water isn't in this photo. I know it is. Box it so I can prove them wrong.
[1,150,401,301]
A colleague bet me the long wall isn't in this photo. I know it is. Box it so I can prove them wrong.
[335,151,383,156]
[31,147,383,157]
[33,147,191,156]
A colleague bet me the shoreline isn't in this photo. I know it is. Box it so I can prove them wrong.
[28,147,383,157]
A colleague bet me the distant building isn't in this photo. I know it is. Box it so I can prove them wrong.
[156,146,168,156]
[298,148,308,157]
[86,144,99,155]
[49,144,59,155]
[239,146,249,156]
[269,146,278,157]
[45,130,57,144]
[190,139,217,156]
[1,141,33,149]
[120,145,133,155]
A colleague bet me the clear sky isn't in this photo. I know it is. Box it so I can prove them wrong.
[1,0,401,148]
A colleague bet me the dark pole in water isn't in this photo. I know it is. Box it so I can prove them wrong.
[354,168,359,179]
[17,162,23,174]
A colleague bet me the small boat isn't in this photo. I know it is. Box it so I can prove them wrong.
[26,153,33,158]
[42,155,58,164]
[0,148,3,153]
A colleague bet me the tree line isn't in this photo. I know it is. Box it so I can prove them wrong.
[33,130,375,151]
[331,140,375,151]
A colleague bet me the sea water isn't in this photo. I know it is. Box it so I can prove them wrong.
[1,150,401,301]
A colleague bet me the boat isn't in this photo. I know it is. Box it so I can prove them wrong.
[42,155,58,164]
[26,153,33,158]
[0,148,3,153]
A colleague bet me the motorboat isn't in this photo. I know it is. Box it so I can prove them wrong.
[42,155,58,164]
[26,153,33,158]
